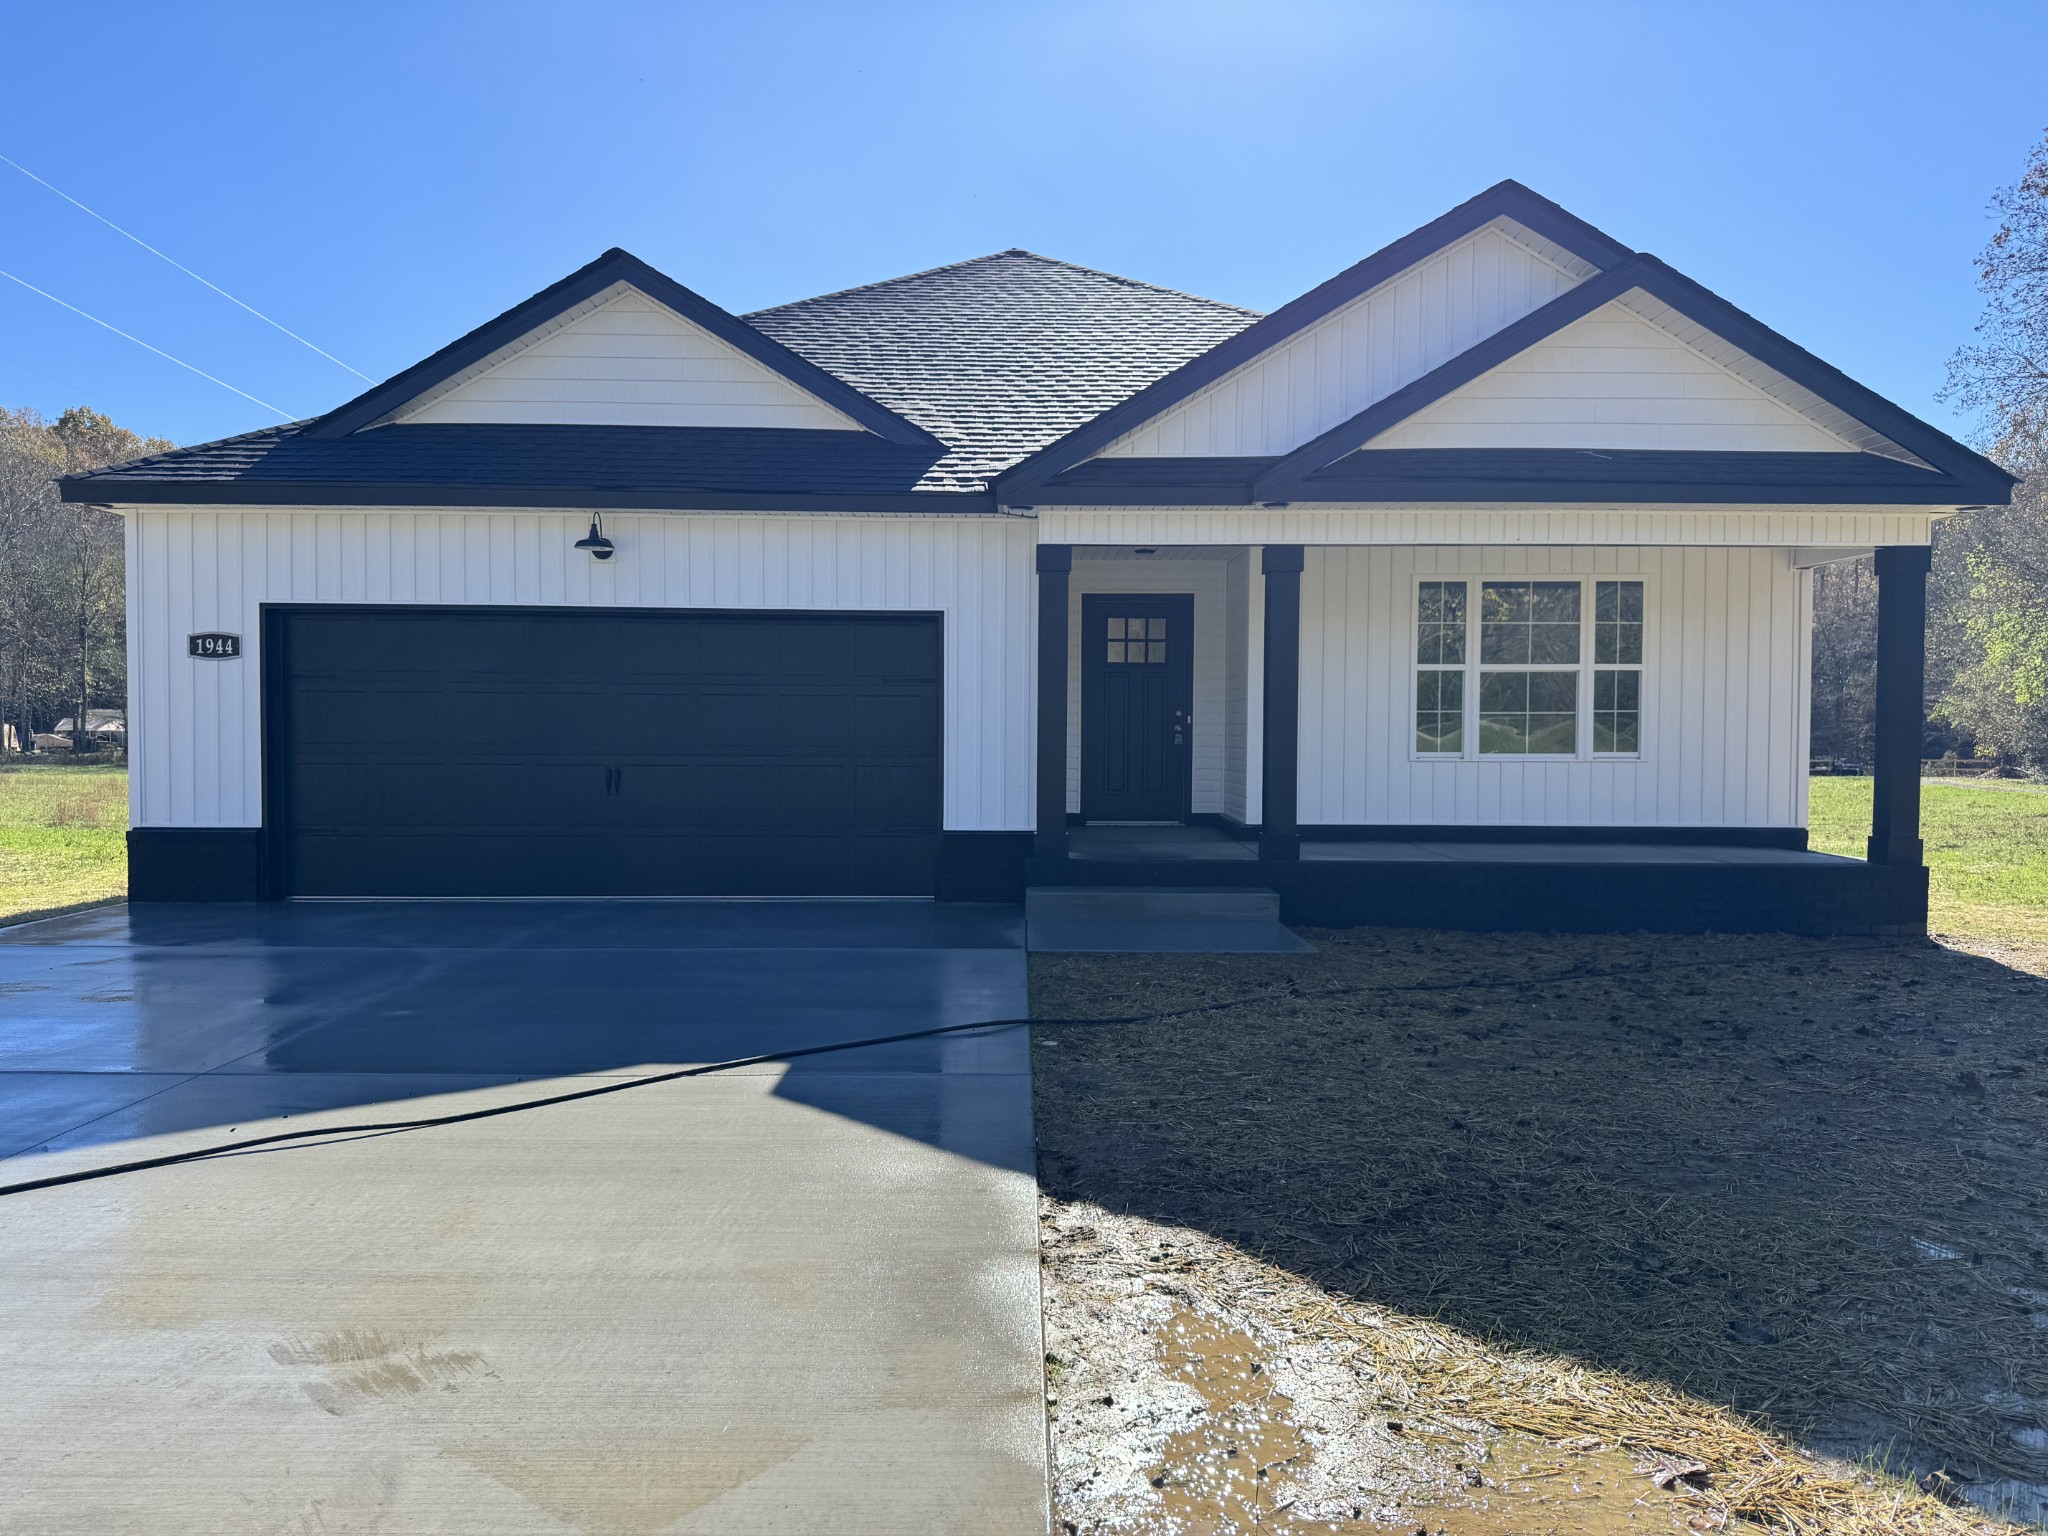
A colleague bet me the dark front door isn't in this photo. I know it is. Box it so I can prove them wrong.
[1080,593,1194,823]
[266,606,943,897]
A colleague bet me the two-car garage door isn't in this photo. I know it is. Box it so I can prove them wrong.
[269,608,942,897]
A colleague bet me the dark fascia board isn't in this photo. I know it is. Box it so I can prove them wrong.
[1018,447,2005,506]
[1252,262,1649,499]
[58,479,998,516]
[1257,255,2016,501]
[1285,470,2003,507]
[1620,255,2013,492]
[991,179,1633,500]
[302,248,943,449]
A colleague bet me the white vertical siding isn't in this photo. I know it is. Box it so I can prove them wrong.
[1366,301,1853,453]
[126,510,1034,832]
[1097,225,1586,458]
[1066,557,1228,815]
[1298,545,1809,828]
[395,288,862,430]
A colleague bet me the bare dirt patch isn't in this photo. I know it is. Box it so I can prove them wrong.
[1033,929,2048,1534]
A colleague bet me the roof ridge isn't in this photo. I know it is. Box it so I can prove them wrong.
[746,249,1261,321]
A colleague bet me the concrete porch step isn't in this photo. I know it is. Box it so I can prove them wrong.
[1024,886,1314,954]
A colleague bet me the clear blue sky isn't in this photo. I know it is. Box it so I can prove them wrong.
[1,0,2041,449]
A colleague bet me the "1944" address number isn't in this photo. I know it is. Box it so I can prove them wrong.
[187,632,242,659]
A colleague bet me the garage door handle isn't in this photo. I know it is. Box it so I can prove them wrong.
[605,767,622,795]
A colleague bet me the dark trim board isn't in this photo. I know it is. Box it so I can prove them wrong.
[68,478,997,516]
[128,828,265,901]
[1026,854,1926,936]
[1070,817,1807,849]
[1301,824,1810,849]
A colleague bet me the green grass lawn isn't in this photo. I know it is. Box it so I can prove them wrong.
[1809,773,2048,942]
[0,762,128,924]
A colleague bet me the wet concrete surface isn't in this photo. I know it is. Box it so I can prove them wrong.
[0,900,1046,1534]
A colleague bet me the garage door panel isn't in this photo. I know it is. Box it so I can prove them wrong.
[293,684,618,754]
[289,762,619,830]
[273,608,942,897]
[617,762,941,829]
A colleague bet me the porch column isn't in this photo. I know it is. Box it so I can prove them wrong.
[1035,544,1073,860]
[1867,544,1931,867]
[1260,545,1304,862]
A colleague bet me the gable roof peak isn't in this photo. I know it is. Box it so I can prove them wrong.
[303,246,942,447]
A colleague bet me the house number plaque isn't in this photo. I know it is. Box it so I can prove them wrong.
[187,632,242,659]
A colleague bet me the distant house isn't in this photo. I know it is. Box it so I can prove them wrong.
[60,181,2011,933]
[52,710,126,740]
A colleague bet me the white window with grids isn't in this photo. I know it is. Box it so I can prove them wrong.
[1413,577,1645,758]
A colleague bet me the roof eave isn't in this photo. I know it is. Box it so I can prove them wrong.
[56,479,1000,516]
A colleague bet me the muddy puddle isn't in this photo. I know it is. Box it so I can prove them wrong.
[1142,1306,1698,1535]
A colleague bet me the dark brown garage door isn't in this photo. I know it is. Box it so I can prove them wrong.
[267,607,942,897]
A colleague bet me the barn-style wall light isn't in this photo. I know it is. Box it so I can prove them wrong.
[574,514,615,561]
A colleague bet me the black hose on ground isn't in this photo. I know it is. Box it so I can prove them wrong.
[0,937,1905,1199]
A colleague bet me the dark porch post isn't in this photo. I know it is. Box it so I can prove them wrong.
[1035,544,1073,860]
[1867,544,1931,867]
[1260,545,1305,862]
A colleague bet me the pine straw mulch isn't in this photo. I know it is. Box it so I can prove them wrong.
[1030,928,2048,1534]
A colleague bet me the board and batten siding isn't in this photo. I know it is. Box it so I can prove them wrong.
[1096,223,1590,460]
[391,287,862,431]
[1066,556,1229,815]
[124,509,1034,833]
[1365,301,1854,454]
[1298,545,1812,828]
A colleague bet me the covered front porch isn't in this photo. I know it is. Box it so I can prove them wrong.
[1027,540,1933,935]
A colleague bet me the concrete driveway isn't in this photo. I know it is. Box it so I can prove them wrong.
[0,901,1045,1535]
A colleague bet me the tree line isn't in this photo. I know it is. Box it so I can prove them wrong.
[1813,128,2048,771]
[0,407,168,753]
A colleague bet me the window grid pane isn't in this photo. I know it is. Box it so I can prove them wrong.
[1417,580,1468,665]
[1415,668,1463,754]
[1594,666,1641,754]
[1595,581,1644,665]
[1482,581,1580,665]
[1479,669,1577,755]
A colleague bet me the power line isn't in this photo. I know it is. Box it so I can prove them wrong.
[0,267,292,419]
[0,151,372,381]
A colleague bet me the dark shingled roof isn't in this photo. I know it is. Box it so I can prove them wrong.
[65,249,1259,507]
[746,251,1260,492]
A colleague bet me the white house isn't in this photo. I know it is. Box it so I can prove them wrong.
[63,182,2012,933]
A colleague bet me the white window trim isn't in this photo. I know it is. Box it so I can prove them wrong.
[1410,573,1650,763]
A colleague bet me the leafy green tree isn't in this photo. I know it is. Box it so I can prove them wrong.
[1935,129,2048,771]
[0,406,169,753]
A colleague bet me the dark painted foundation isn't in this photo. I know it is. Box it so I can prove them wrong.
[130,823,1922,936]
[131,827,1033,906]
[1027,844,1926,936]
[128,828,265,902]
